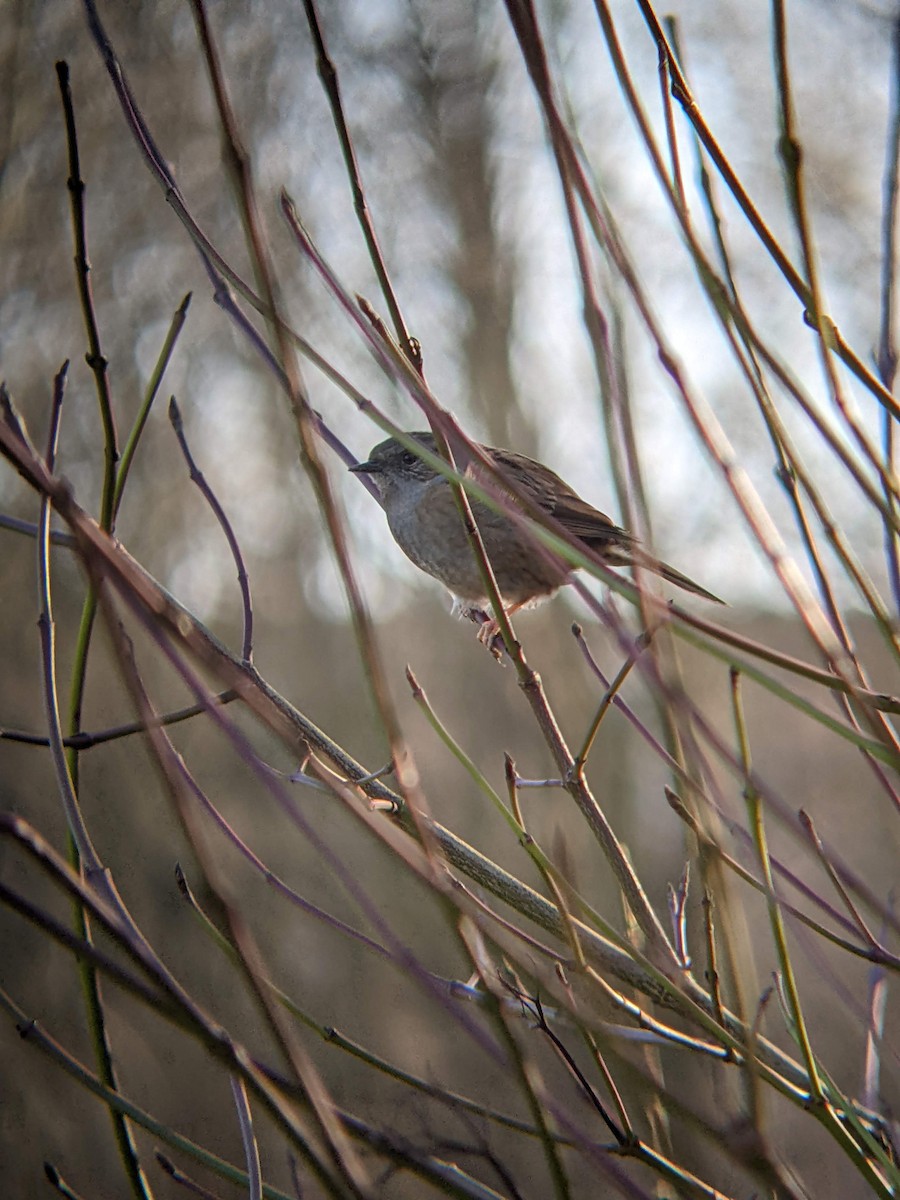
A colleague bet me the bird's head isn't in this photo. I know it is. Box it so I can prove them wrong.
[349,432,441,498]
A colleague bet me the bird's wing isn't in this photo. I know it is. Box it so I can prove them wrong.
[482,447,723,601]
[485,448,632,549]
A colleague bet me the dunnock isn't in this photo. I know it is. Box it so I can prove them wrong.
[351,431,722,629]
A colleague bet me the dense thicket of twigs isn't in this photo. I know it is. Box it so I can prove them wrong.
[1,2,898,1198]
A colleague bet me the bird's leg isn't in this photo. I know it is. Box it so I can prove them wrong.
[476,600,534,660]
[454,604,505,659]
[476,616,501,646]
[468,609,499,658]
[456,602,489,627]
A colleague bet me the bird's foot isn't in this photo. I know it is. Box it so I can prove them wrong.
[462,606,506,661]
[476,618,504,660]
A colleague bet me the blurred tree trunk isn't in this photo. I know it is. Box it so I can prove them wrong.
[412,3,528,454]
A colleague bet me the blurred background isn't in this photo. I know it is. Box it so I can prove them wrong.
[1,1,898,1196]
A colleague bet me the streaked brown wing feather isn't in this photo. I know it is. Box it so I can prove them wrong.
[477,442,722,601]
[485,447,631,550]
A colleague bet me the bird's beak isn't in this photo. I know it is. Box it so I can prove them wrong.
[349,458,381,475]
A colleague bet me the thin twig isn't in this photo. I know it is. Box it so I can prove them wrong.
[798,810,879,949]
[230,1076,262,1200]
[1,691,236,750]
[169,395,254,661]
[301,0,417,366]
[55,60,118,531]
[730,668,823,1101]
[113,293,191,521]
[878,13,900,616]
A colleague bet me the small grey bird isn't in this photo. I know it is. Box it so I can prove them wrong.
[351,432,722,626]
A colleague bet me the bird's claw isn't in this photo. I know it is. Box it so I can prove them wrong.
[466,607,506,661]
[476,619,504,660]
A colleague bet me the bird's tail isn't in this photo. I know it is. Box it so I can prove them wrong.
[604,545,724,605]
[654,559,725,605]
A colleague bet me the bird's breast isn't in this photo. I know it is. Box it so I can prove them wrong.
[384,477,568,606]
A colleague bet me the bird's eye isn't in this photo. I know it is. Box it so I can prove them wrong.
[400,450,417,466]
